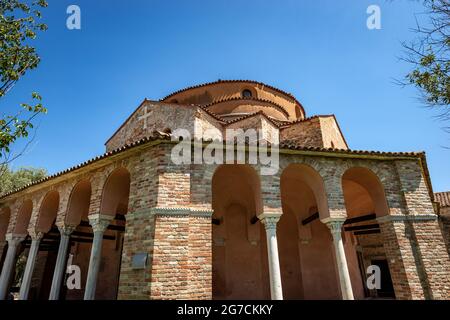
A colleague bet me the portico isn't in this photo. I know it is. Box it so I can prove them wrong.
[0,80,448,300]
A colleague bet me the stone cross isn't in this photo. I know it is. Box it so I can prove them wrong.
[138,105,152,130]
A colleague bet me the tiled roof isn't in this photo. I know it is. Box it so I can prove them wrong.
[224,111,280,128]
[435,191,450,207]
[279,114,334,127]
[0,131,428,200]
[160,79,306,116]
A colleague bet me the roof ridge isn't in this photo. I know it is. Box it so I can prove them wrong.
[0,134,425,200]
[224,110,281,128]
[279,114,335,127]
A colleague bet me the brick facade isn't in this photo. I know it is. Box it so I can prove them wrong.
[0,80,448,300]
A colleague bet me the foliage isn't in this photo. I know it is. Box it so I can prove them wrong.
[403,0,450,122]
[0,0,48,160]
[0,165,46,194]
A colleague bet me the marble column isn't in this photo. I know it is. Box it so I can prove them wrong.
[0,234,26,300]
[49,225,75,300]
[323,217,354,300]
[19,232,44,300]
[258,213,283,300]
[84,214,113,300]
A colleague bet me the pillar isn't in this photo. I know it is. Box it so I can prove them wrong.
[323,217,354,300]
[258,213,283,300]
[19,232,43,300]
[84,214,113,300]
[0,234,26,300]
[49,225,75,300]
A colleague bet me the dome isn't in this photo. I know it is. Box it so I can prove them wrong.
[161,80,305,122]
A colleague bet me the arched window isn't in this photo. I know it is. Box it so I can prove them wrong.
[242,89,253,98]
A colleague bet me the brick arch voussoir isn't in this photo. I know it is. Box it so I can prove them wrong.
[56,178,86,227]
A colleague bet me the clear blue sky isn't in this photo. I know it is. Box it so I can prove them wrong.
[3,0,450,192]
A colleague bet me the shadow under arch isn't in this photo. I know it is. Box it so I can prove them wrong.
[93,167,130,300]
[342,166,389,218]
[100,167,131,216]
[279,163,340,299]
[211,164,268,300]
[341,166,393,299]
[13,200,33,235]
[36,190,59,233]
[65,179,92,227]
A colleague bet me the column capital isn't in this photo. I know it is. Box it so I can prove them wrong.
[258,213,281,230]
[28,230,44,241]
[5,233,26,246]
[57,224,76,236]
[321,217,346,236]
[88,214,114,233]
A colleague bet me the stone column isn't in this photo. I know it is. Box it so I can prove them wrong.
[323,217,354,300]
[49,225,75,300]
[19,232,44,300]
[84,214,113,300]
[258,213,283,300]
[0,234,26,300]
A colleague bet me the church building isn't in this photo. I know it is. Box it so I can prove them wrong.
[0,80,448,300]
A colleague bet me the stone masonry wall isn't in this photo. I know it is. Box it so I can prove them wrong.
[280,118,323,147]
[1,140,449,300]
[106,102,197,152]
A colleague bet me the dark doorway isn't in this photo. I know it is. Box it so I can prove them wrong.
[371,259,395,298]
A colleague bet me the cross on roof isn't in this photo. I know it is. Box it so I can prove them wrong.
[138,105,152,130]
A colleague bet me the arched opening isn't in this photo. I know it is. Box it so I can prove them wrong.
[66,180,91,227]
[23,190,60,300]
[279,164,340,299]
[13,200,33,235]
[8,200,33,298]
[342,167,393,299]
[62,179,93,300]
[211,165,268,299]
[100,167,130,216]
[95,167,130,299]
[0,207,11,272]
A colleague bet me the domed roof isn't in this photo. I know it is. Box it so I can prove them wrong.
[160,80,305,122]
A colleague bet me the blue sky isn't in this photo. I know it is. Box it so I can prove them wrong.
[3,0,449,192]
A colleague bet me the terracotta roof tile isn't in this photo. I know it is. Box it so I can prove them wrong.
[435,191,450,207]
[0,132,427,200]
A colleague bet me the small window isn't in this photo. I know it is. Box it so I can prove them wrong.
[242,89,253,98]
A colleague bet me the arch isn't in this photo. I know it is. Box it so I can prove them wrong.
[211,164,267,299]
[0,207,11,241]
[342,166,389,218]
[280,163,330,220]
[212,165,263,217]
[65,179,92,226]
[99,167,131,216]
[279,163,340,299]
[36,190,59,233]
[13,200,33,235]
